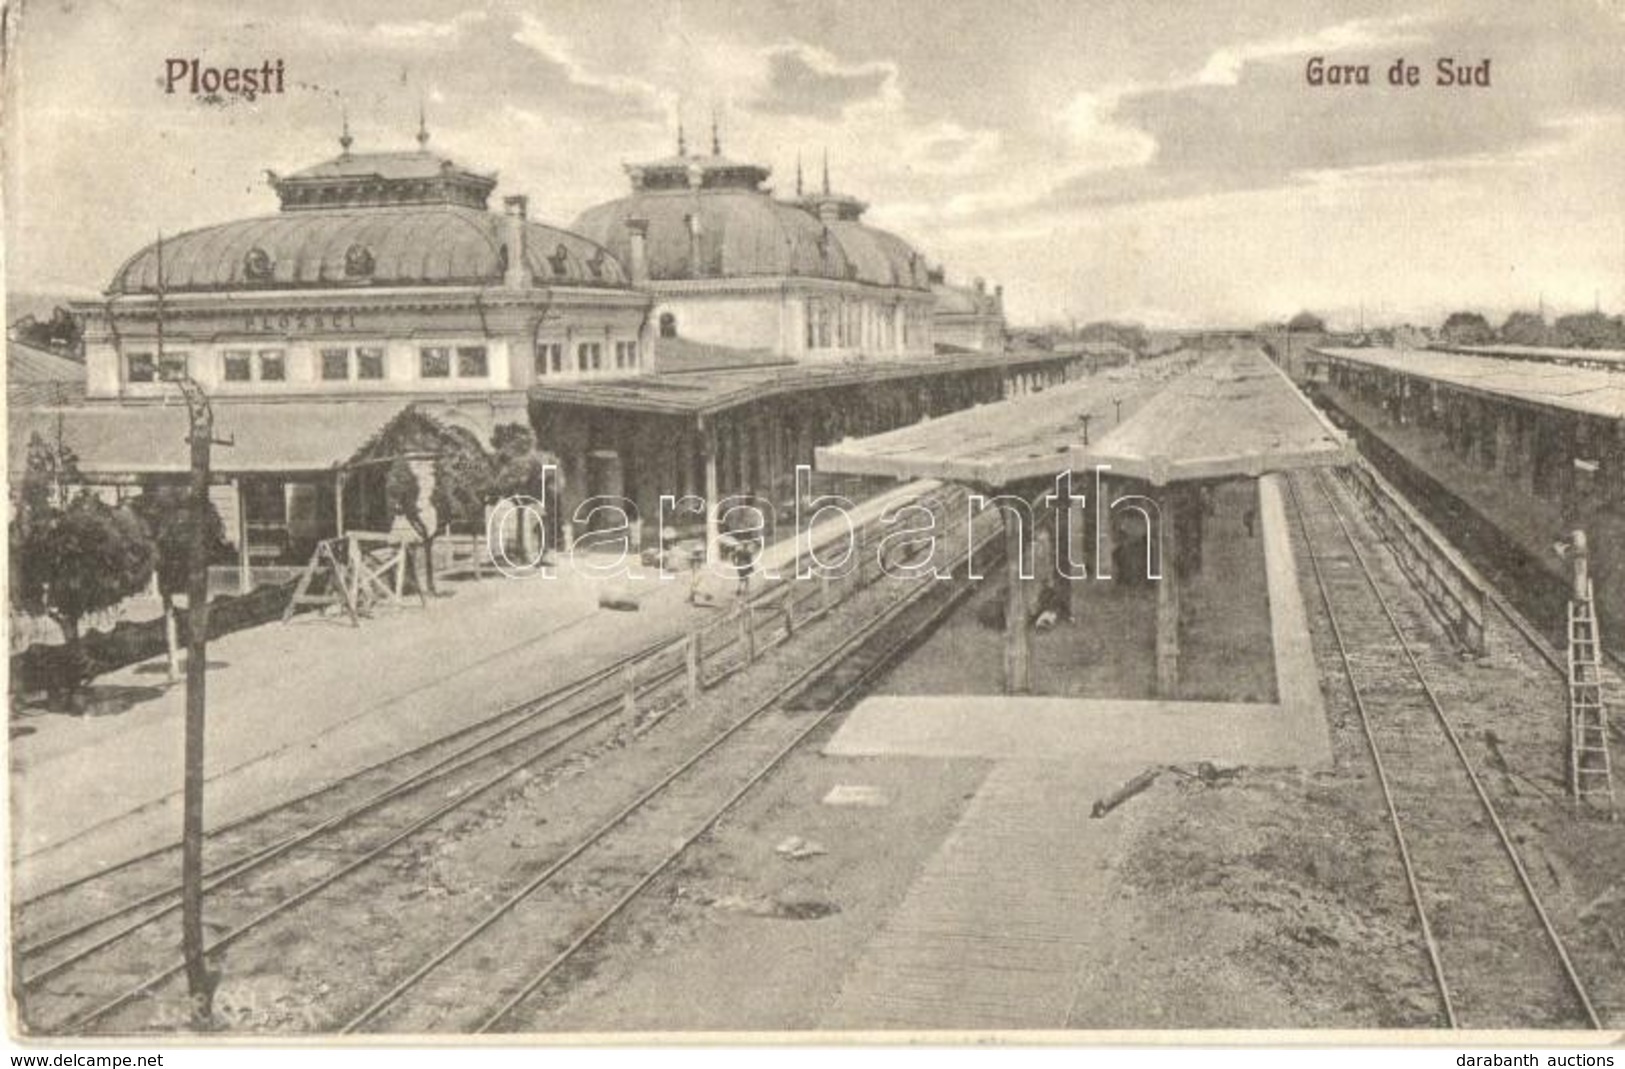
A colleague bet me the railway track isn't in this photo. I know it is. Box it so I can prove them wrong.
[1287,467,1602,1029]
[21,484,975,1035]
[338,530,996,1035]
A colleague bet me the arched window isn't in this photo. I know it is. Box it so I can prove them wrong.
[659,312,678,339]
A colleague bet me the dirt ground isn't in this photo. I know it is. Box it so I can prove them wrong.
[879,479,1277,704]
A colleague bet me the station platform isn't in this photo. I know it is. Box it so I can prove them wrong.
[8,480,928,899]
[816,473,1329,1030]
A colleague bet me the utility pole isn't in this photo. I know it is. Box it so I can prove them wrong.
[157,231,232,1027]
[172,373,230,1026]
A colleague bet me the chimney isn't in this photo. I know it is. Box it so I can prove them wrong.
[974,276,986,295]
[994,284,1004,309]
[625,217,650,286]
[502,195,530,288]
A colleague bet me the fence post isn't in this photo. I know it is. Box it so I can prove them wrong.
[685,633,701,700]
[740,605,757,664]
[622,663,638,718]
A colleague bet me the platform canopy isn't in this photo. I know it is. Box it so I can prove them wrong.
[529,346,1077,418]
[1074,347,1355,484]
[812,355,1199,487]
[816,346,1351,489]
[1313,346,1625,421]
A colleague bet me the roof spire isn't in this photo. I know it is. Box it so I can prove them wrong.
[677,118,687,157]
[821,148,830,195]
[711,107,721,156]
[416,100,430,150]
[339,107,353,154]
[796,152,804,196]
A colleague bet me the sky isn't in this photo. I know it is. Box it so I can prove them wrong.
[4,0,1623,328]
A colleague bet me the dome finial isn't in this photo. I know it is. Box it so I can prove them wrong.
[417,99,430,150]
[677,118,687,157]
[711,107,721,156]
[339,107,353,154]
[796,152,804,196]
[822,148,830,195]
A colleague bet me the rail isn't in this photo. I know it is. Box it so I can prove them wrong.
[1336,460,1490,655]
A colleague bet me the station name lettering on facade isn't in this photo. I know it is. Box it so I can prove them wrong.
[241,311,361,334]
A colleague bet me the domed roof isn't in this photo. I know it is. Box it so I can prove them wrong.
[572,137,931,290]
[572,191,858,283]
[108,206,630,293]
[826,220,931,290]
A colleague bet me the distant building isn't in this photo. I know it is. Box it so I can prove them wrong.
[929,269,1005,353]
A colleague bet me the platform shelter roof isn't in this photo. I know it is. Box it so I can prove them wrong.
[1312,346,1625,421]
[815,347,1351,489]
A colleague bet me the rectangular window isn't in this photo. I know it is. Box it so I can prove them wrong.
[456,346,489,378]
[577,342,603,372]
[127,352,157,383]
[159,352,189,381]
[257,349,286,381]
[356,346,385,380]
[615,340,638,370]
[535,342,564,377]
[222,350,252,382]
[590,343,603,370]
[320,348,350,381]
[420,346,451,378]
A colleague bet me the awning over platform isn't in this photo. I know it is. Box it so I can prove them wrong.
[1312,346,1625,421]
[8,395,528,477]
[1075,348,1354,484]
[815,347,1349,488]
[529,347,1084,419]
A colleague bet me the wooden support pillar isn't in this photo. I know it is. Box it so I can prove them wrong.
[234,478,251,595]
[1094,473,1117,582]
[1059,487,1085,618]
[1155,489,1181,698]
[700,417,720,563]
[334,470,348,538]
[1002,509,1032,695]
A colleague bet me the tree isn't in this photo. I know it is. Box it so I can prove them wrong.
[1499,311,1550,347]
[130,486,228,683]
[1553,311,1625,350]
[385,459,437,595]
[11,494,156,709]
[491,424,561,561]
[1440,311,1493,345]
[1286,311,1326,333]
[11,306,84,354]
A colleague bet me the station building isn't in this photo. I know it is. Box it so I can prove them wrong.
[15,124,647,572]
[15,123,1083,576]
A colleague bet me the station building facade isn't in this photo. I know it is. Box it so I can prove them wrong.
[22,128,648,573]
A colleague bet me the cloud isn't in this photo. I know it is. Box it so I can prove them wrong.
[1032,5,1625,214]
[510,12,665,116]
[373,10,488,43]
[749,44,897,119]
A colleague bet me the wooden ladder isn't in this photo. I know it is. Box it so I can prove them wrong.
[1568,579,1616,819]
